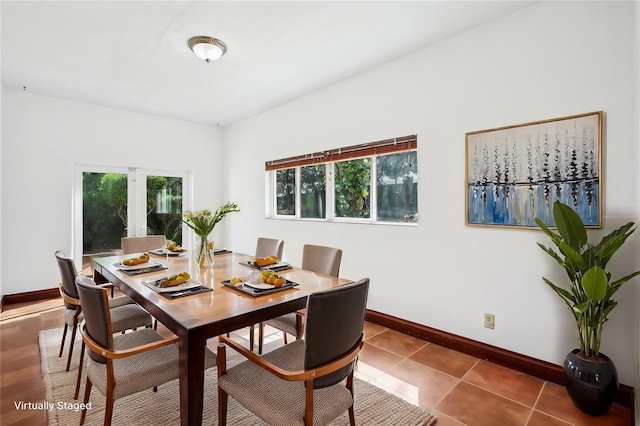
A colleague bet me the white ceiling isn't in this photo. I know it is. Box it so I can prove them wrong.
[1,1,536,127]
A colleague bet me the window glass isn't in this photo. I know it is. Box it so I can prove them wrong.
[376,151,418,222]
[334,158,371,218]
[83,172,128,255]
[146,175,184,244]
[300,165,326,218]
[276,168,296,215]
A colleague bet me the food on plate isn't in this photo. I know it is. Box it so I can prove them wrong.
[253,256,278,267]
[165,241,184,252]
[159,272,191,288]
[260,270,284,285]
[122,253,150,266]
[230,277,242,286]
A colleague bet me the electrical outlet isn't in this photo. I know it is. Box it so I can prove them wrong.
[484,313,495,329]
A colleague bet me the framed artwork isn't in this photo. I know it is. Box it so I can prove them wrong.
[465,111,602,228]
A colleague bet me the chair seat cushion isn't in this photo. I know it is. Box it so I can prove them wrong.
[219,339,353,426]
[108,295,135,308]
[64,308,84,326]
[109,304,153,333]
[64,296,137,327]
[87,328,216,400]
[265,312,299,337]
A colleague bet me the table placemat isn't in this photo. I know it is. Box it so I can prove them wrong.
[220,278,298,297]
[141,278,213,299]
[238,261,293,272]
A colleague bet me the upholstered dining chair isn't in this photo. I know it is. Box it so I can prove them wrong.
[241,237,286,351]
[55,251,154,399]
[258,244,343,354]
[255,237,285,259]
[121,235,166,254]
[217,278,369,426]
[76,276,216,426]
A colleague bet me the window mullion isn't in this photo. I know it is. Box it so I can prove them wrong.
[371,157,377,222]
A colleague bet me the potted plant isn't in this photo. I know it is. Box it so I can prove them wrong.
[535,201,640,415]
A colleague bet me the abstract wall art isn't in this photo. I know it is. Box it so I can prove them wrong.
[465,111,602,228]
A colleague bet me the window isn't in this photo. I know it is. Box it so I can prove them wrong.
[266,135,417,224]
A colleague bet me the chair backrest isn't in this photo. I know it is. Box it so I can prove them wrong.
[121,235,166,254]
[255,237,284,259]
[76,276,114,364]
[55,250,80,308]
[301,244,342,277]
[304,278,369,389]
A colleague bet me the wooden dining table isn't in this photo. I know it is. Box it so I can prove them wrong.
[91,250,351,426]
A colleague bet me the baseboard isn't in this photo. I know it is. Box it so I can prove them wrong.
[1,287,60,311]
[365,309,635,413]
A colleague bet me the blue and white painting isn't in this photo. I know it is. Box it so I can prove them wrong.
[466,112,601,228]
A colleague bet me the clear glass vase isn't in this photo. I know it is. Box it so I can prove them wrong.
[195,235,214,268]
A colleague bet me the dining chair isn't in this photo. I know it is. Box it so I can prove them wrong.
[217,278,369,426]
[76,276,217,426]
[242,237,286,350]
[255,237,284,259]
[258,244,342,354]
[121,235,166,254]
[55,251,154,399]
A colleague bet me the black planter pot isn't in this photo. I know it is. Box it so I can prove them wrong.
[563,349,618,416]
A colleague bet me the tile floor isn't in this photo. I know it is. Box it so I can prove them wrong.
[349,322,632,426]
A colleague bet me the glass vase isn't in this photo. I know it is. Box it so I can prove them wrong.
[195,235,214,268]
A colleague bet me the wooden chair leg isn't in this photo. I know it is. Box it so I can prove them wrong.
[283,332,288,345]
[59,324,68,357]
[305,380,314,426]
[218,387,228,426]
[74,341,86,400]
[66,323,78,371]
[105,388,115,426]
[80,379,92,425]
[248,324,255,352]
[347,372,355,426]
[258,323,264,354]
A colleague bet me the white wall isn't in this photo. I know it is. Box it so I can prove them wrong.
[223,1,639,387]
[1,89,223,296]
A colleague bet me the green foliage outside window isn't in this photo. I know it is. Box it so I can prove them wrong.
[301,165,326,218]
[276,169,296,215]
[335,158,370,218]
[376,152,418,222]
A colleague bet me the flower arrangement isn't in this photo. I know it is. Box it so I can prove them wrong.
[182,202,240,238]
[183,202,240,267]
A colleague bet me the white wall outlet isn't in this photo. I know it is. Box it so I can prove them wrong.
[484,313,495,329]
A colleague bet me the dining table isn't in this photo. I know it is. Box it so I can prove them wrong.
[90,250,352,426]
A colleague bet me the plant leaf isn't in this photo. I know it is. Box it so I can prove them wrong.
[552,201,587,251]
[582,266,607,301]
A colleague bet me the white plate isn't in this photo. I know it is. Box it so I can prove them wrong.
[162,248,187,256]
[115,259,161,270]
[155,279,203,293]
[243,282,275,290]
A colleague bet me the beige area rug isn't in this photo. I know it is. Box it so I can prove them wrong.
[40,328,436,426]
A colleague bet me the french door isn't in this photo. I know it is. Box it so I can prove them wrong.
[73,165,191,267]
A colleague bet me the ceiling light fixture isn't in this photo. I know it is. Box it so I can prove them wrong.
[188,36,227,63]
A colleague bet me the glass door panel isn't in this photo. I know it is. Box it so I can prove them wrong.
[145,175,184,245]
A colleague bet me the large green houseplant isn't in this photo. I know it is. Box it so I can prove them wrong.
[535,200,640,414]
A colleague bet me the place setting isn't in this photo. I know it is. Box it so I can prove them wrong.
[238,255,293,272]
[141,271,213,299]
[221,269,298,297]
[113,253,168,276]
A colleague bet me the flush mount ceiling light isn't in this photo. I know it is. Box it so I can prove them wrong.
[188,36,227,63]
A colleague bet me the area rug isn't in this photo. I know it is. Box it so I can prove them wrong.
[40,328,436,425]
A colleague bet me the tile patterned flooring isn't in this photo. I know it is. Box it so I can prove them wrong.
[351,322,632,426]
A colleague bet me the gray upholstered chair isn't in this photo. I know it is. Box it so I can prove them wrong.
[55,251,154,399]
[120,235,166,254]
[255,237,284,259]
[217,278,369,426]
[76,276,216,426]
[244,237,285,350]
[258,244,342,354]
